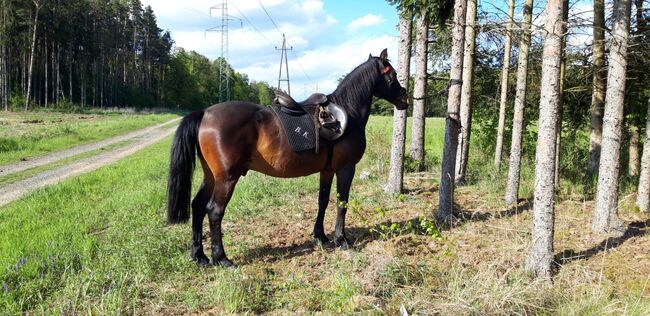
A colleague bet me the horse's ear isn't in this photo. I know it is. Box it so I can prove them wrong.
[368,53,373,60]
[379,48,388,61]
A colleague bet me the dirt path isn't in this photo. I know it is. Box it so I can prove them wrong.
[0,117,180,176]
[0,122,178,208]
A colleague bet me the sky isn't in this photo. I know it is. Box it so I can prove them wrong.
[141,0,401,100]
[141,0,595,101]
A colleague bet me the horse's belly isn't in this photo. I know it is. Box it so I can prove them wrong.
[248,150,327,178]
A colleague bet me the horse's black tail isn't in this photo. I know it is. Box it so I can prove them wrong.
[167,110,205,225]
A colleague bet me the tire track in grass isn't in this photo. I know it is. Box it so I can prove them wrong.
[0,117,180,176]
[0,125,177,208]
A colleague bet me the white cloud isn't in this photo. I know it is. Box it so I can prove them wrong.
[347,14,385,31]
[239,34,398,99]
[142,0,399,100]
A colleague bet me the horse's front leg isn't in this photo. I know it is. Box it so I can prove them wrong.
[334,164,355,249]
[314,171,334,244]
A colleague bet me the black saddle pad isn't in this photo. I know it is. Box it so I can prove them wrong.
[270,105,316,152]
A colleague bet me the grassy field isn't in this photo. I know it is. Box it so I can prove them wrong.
[0,110,180,165]
[0,116,648,314]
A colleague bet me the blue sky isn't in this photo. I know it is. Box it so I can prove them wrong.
[141,0,402,100]
[141,0,595,100]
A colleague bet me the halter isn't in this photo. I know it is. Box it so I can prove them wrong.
[382,66,392,74]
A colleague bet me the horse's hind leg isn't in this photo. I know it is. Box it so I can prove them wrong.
[334,164,356,249]
[207,173,240,267]
[190,183,211,265]
[314,171,334,244]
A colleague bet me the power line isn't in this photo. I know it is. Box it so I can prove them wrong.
[256,0,283,37]
[229,1,275,49]
[289,49,312,82]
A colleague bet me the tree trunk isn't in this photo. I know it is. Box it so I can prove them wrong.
[504,0,534,205]
[385,9,413,194]
[593,0,632,235]
[455,0,478,184]
[636,98,650,212]
[0,0,5,111]
[68,53,72,102]
[44,34,48,108]
[629,119,640,177]
[554,0,569,188]
[526,0,564,280]
[437,0,467,224]
[25,1,41,111]
[494,0,515,169]
[409,13,429,170]
[588,0,606,175]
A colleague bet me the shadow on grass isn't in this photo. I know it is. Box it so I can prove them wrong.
[241,216,426,264]
[452,199,532,224]
[554,220,649,265]
[242,200,534,264]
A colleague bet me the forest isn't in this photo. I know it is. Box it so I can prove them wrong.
[0,0,275,111]
[384,0,649,279]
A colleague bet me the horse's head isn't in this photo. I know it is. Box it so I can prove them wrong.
[370,49,409,110]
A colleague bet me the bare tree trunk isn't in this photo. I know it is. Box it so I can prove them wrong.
[494,0,515,168]
[25,0,41,111]
[409,13,429,170]
[437,0,467,224]
[629,120,640,177]
[593,0,632,235]
[588,0,607,175]
[44,34,48,108]
[68,53,72,102]
[636,98,650,212]
[455,0,478,185]
[526,0,564,280]
[505,0,534,205]
[385,9,413,194]
[0,0,5,111]
[554,0,569,188]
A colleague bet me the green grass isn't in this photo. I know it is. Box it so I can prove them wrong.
[0,115,647,314]
[0,111,180,165]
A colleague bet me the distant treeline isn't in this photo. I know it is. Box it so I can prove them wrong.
[0,0,274,111]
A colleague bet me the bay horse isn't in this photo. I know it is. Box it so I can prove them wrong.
[167,49,408,267]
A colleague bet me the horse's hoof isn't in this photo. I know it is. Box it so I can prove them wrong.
[192,252,210,266]
[213,257,236,268]
[313,234,330,245]
[334,237,350,250]
[196,256,210,266]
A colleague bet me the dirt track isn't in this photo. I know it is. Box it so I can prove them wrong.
[0,119,179,208]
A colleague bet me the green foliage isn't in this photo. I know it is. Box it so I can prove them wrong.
[0,0,275,111]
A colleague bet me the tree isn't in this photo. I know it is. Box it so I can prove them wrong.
[526,0,564,279]
[593,0,632,234]
[636,97,650,213]
[454,0,477,184]
[385,7,414,194]
[437,0,466,223]
[24,0,41,111]
[409,12,429,170]
[504,0,534,205]
[494,0,515,169]
[588,0,606,175]
[554,0,569,187]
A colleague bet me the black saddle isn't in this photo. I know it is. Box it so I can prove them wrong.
[272,90,348,142]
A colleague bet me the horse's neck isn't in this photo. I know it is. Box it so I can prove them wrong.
[329,85,375,127]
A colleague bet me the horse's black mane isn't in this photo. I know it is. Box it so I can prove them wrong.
[328,57,381,120]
